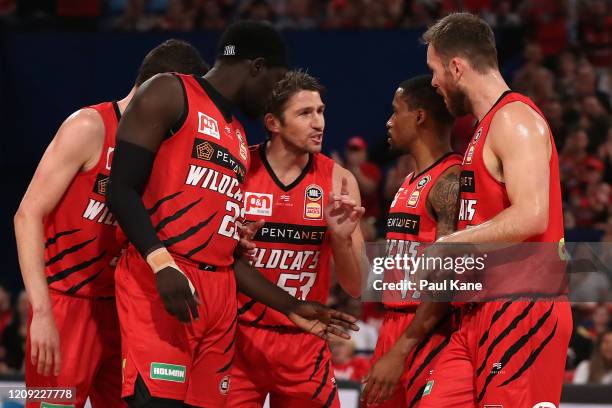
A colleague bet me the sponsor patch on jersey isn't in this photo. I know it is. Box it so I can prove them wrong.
[473,127,483,142]
[464,145,475,164]
[219,375,231,395]
[194,140,215,161]
[407,189,420,208]
[387,213,420,235]
[105,147,115,171]
[304,184,323,220]
[150,362,186,383]
[93,173,109,196]
[197,112,220,139]
[191,138,246,182]
[417,175,431,189]
[254,222,327,245]
[422,380,434,396]
[460,170,475,193]
[235,129,248,161]
[245,192,273,216]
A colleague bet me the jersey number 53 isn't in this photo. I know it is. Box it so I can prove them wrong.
[277,272,317,300]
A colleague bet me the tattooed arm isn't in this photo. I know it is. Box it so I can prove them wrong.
[362,165,460,404]
[428,165,461,239]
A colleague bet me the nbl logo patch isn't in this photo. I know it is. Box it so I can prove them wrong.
[219,375,230,394]
[93,173,109,196]
[304,184,323,220]
[417,175,431,189]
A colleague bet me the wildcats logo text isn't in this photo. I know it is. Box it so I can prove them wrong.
[82,199,116,225]
[252,248,320,272]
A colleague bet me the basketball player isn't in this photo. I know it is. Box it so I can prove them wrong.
[228,71,366,408]
[107,22,357,408]
[411,13,571,408]
[361,75,461,407]
[14,40,208,408]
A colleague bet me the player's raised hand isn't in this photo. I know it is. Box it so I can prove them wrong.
[287,301,360,340]
[325,177,365,240]
[30,310,61,376]
[236,219,265,262]
[361,347,406,405]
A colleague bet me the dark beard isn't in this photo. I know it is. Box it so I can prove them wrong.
[446,86,470,117]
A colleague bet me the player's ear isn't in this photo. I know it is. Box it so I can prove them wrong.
[449,57,464,81]
[250,57,266,77]
[416,109,427,126]
[264,112,281,134]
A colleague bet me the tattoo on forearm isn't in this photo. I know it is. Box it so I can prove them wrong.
[430,171,460,238]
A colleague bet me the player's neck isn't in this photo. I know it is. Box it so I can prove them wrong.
[265,138,310,181]
[466,72,510,121]
[203,66,244,105]
[410,136,452,175]
[117,87,136,114]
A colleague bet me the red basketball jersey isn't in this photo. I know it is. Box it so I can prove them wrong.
[137,74,250,267]
[237,144,334,327]
[44,101,121,298]
[456,91,565,298]
[457,91,564,242]
[384,152,462,308]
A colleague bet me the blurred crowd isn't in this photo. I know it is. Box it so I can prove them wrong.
[0,0,609,39]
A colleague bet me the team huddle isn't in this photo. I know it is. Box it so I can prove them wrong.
[15,12,571,408]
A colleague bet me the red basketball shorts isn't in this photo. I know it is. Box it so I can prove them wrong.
[419,300,572,408]
[25,290,124,408]
[228,323,339,408]
[368,307,454,408]
[116,246,237,407]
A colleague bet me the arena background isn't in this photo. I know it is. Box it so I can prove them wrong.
[0,0,611,406]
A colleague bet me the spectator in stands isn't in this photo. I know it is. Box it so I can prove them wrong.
[598,127,612,183]
[197,0,227,30]
[383,154,415,202]
[276,0,317,29]
[343,136,382,220]
[590,304,612,338]
[0,283,13,341]
[329,337,370,382]
[335,296,378,351]
[578,0,612,72]
[0,291,28,373]
[156,0,196,31]
[560,128,590,194]
[512,42,546,93]
[238,0,275,22]
[114,0,155,31]
[573,329,612,384]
